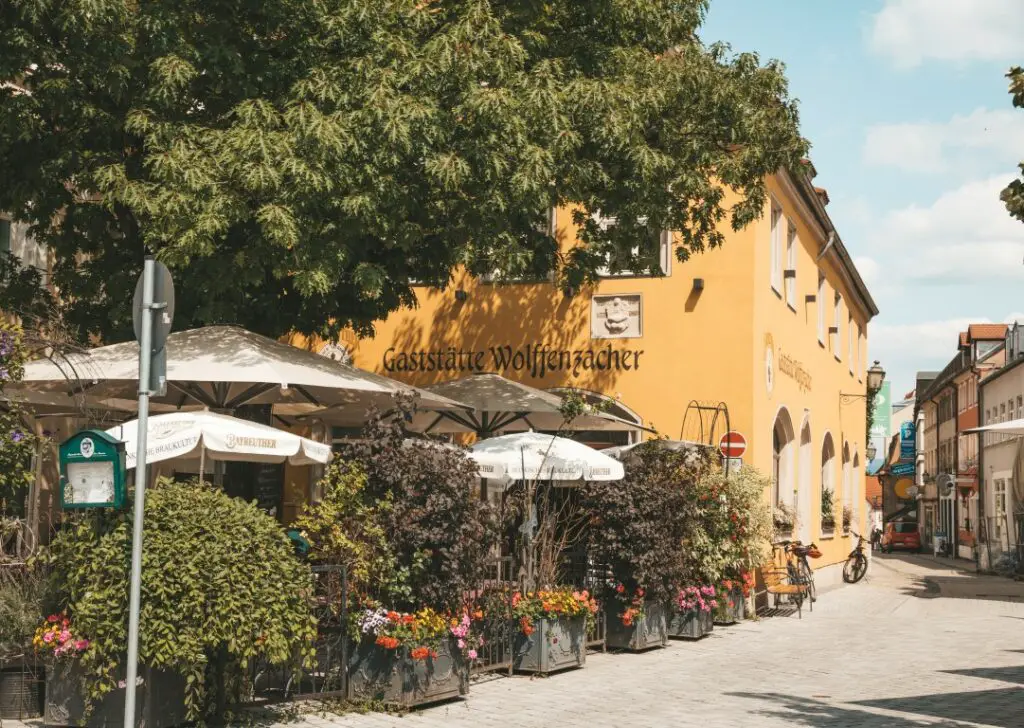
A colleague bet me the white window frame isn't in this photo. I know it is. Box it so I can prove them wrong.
[817,271,826,345]
[770,201,783,294]
[833,292,842,361]
[480,207,557,284]
[784,220,797,309]
[848,314,854,374]
[593,212,671,278]
[857,324,864,381]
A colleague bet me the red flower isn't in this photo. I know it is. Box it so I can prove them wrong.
[616,584,625,594]
[636,588,645,597]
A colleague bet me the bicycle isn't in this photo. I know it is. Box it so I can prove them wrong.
[775,539,820,604]
[843,531,869,584]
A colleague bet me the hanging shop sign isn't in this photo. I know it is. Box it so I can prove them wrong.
[382,344,644,379]
[890,461,915,476]
[899,421,916,461]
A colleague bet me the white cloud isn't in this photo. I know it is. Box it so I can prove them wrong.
[869,0,1024,68]
[864,108,1024,174]
[869,175,1024,284]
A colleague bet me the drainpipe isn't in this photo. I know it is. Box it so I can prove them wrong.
[974,368,987,572]
[952,381,960,559]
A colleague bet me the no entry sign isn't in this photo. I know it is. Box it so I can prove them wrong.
[719,431,747,459]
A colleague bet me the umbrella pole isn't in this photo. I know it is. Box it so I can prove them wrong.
[199,446,206,485]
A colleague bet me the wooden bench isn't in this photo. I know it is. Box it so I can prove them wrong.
[762,567,808,618]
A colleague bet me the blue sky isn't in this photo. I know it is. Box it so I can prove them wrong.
[702,0,1024,397]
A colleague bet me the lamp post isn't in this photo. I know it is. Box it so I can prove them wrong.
[840,361,887,404]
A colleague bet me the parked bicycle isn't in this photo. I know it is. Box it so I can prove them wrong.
[843,531,869,584]
[775,539,820,603]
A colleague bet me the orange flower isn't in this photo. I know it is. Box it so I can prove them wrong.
[410,646,430,660]
[387,611,401,622]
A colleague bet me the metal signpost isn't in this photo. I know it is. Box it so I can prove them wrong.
[124,257,173,728]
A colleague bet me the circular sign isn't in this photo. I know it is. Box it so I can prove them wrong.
[719,431,747,459]
[80,437,95,459]
[894,477,915,500]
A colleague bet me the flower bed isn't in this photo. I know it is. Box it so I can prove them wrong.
[668,586,715,640]
[511,588,595,674]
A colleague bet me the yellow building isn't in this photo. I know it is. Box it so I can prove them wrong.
[303,163,878,584]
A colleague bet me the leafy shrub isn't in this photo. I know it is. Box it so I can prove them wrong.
[696,464,775,579]
[821,487,836,528]
[334,408,499,612]
[0,568,47,657]
[581,442,710,606]
[40,479,316,722]
[0,324,40,515]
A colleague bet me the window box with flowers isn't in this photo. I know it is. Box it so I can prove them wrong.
[668,586,716,639]
[821,488,837,537]
[842,505,853,534]
[773,501,796,540]
[603,582,668,651]
[347,605,477,707]
[511,588,596,674]
[38,614,188,728]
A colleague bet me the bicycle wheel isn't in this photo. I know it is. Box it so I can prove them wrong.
[799,559,817,603]
[843,553,868,584]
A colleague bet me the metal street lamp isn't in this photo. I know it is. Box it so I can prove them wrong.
[840,361,887,405]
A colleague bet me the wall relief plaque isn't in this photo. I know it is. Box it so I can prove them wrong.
[591,294,642,339]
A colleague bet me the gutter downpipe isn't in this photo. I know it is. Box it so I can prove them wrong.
[952,379,960,560]
[976,367,989,573]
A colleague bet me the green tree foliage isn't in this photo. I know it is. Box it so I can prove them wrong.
[40,480,316,722]
[0,323,40,515]
[0,0,806,341]
[697,464,774,576]
[1002,66,1024,222]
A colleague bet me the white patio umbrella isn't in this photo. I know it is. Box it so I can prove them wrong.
[14,325,468,418]
[468,432,625,482]
[410,373,653,436]
[963,420,1024,436]
[106,410,333,471]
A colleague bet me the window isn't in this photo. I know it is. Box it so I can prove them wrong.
[0,219,9,253]
[593,212,671,278]
[785,220,797,308]
[1011,398,1017,425]
[817,271,826,344]
[857,325,864,381]
[994,478,1008,542]
[481,208,557,283]
[832,293,842,360]
[770,201,783,293]
[848,314,854,374]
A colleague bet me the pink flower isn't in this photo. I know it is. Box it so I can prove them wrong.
[74,640,89,651]
[42,632,54,644]
[457,639,466,649]
[59,630,71,643]
[467,649,478,660]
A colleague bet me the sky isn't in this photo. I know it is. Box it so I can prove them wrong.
[701,0,1024,397]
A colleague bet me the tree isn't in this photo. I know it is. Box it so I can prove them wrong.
[0,0,806,342]
[1001,66,1024,222]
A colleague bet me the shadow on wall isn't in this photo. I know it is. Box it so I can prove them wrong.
[726,691,982,728]
[378,280,628,396]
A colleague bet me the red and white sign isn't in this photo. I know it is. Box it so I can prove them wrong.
[719,431,747,459]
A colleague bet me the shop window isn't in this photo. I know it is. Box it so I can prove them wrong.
[770,201,782,293]
[785,220,797,309]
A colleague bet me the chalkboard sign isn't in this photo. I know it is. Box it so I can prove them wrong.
[253,462,283,518]
[222,405,284,521]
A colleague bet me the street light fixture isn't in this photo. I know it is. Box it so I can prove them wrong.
[840,360,887,405]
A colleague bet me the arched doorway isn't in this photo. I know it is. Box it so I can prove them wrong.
[798,416,813,543]
[772,408,796,520]
[821,433,836,534]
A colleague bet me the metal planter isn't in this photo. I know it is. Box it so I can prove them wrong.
[714,587,746,625]
[513,616,587,674]
[667,609,714,640]
[605,601,668,651]
[347,637,468,707]
[44,662,186,728]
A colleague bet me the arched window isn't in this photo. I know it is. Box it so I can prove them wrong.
[821,433,836,532]
[842,442,852,519]
[772,408,796,513]
[851,451,861,533]
[798,417,813,542]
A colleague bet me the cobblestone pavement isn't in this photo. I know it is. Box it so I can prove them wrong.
[16,554,1024,728]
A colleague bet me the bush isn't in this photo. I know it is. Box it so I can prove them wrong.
[40,479,316,723]
[334,407,499,612]
[695,464,775,580]
[581,442,710,607]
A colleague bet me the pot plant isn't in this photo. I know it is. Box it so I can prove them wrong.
[510,587,596,674]
[668,585,715,639]
[821,488,837,534]
[331,406,498,706]
[39,479,316,726]
[582,442,709,652]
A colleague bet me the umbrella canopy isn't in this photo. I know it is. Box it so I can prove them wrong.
[468,432,625,481]
[106,410,333,470]
[963,420,1024,436]
[14,325,468,417]
[413,373,652,436]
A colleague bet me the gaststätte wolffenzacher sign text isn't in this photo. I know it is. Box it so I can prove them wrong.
[383,344,644,379]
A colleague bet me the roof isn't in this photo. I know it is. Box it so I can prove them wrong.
[969,323,1008,340]
[865,476,882,506]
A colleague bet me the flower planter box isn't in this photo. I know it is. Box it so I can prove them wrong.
[667,608,713,640]
[714,587,745,625]
[44,662,186,728]
[605,601,668,652]
[513,616,586,674]
[347,637,467,707]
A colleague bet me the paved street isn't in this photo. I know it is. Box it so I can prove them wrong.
[285,554,1024,728]
[14,553,1024,728]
